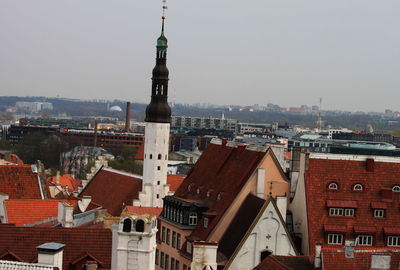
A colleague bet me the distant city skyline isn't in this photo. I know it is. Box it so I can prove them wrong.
[0,0,399,112]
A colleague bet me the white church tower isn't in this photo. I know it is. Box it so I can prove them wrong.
[111,214,158,270]
[139,3,171,208]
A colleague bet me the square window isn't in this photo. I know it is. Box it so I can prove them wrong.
[388,236,400,246]
[328,234,343,244]
[344,209,354,216]
[357,235,373,246]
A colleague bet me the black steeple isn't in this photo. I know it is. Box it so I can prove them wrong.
[145,13,171,123]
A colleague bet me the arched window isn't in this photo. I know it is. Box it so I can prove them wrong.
[158,154,162,160]
[189,213,198,225]
[135,219,145,232]
[328,182,338,190]
[353,184,363,191]
[392,185,400,192]
[122,218,132,232]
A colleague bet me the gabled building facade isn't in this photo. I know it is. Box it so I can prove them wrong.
[156,139,294,269]
[290,153,400,269]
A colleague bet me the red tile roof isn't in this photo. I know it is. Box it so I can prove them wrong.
[173,143,269,241]
[326,200,357,208]
[371,201,387,209]
[321,248,400,270]
[324,224,347,233]
[80,167,142,216]
[48,174,81,192]
[0,165,42,199]
[124,206,163,216]
[5,199,62,226]
[383,227,400,235]
[254,255,313,270]
[353,225,376,234]
[0,225,111,269]
[167,174,185,192]
[305,157,400,258]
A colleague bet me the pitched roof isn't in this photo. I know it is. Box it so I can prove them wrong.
[254,255,313,270]
[48,174,81,192]
[219,194,265,260]
[321,247,400,270]
[80,167,142,216]
[167,174,185,192]
[124,206,163,217]
[173,143,267,240]
[304,156,400,258]
[0,165,43,199]
[0,260,55,270]
[5,199,64,226]
[0,225,112,269]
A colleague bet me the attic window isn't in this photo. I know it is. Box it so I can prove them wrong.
[353,184,363,191]
[206,191,210,198]
[196,188,200,195]
[328,182,338,190]
[392,185,400,192]
[189,213,198,225]
[217,193,222,201]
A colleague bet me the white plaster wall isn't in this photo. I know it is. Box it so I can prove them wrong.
[228,202,296,270]
[288,153,309,255]
[142,123,170,207]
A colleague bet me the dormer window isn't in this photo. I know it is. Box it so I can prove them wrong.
[196,188,200,195]
[204,217,209,228]
[353,184,363,191]
[357,235,373,246]
[217,193,222,201]
[206,191,210,198]
[189,213,198,225]
[328,234,343,245]
[392,185,400,192]
[328,182,338,190]
[374,209,385,218]
[388,236,400,246]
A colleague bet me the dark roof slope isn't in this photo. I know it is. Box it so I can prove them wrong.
[254,255,313,270]
[173,143,267,240]
[0,165,42,199]
[0,225,112,269]
[219,194,265,259]
[80,167,142,216]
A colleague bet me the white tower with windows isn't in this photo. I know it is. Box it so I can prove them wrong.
[111,214,158,270]
[137,3,172,208]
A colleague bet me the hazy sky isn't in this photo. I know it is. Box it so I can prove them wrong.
[0,1,399,112]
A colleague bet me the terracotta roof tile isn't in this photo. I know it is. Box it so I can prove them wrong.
[173,143,267,240]
[80,167,142,216]
[48,174,81,192]
[125,206,163,217]
[0,165,42,199]
[167,174,185,192]
[305,157,400,259]
[326,200,358,208]
[254,255,313,270]
[0,225,112,269]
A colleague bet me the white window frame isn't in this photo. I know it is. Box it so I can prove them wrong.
[374,209,384,218]
[329,208,344,216]
[353,184,363,191]
[387,236,400,246]
[189,213,198,225]
[328,182,338,190]
[392,185,400,192]
[328,234,343,244]
[186,241,192,254]
[204,217,209,228]
[357,235,373,246]
[344,208,354,216]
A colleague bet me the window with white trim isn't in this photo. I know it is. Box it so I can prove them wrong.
[374,209,384,217]
[189,213,198,225]
[344,208,354,216]
[387,236,400,246]
[353,184,363,191]
[186,241,192,254]
[357,235,373,246]
[204,217,209,228]
[328,182,338,190]
[392,185,400,192]
[329,208,344,216]
[328,234,343,244]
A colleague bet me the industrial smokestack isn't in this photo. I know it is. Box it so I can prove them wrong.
[94,120,98,147]
[125,102,131,132]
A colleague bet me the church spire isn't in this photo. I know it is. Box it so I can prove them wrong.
[145,0,171,123]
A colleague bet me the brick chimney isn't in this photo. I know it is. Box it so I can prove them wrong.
[366,158,375,172]
[125,102,131,132]
[37,242,65,270]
